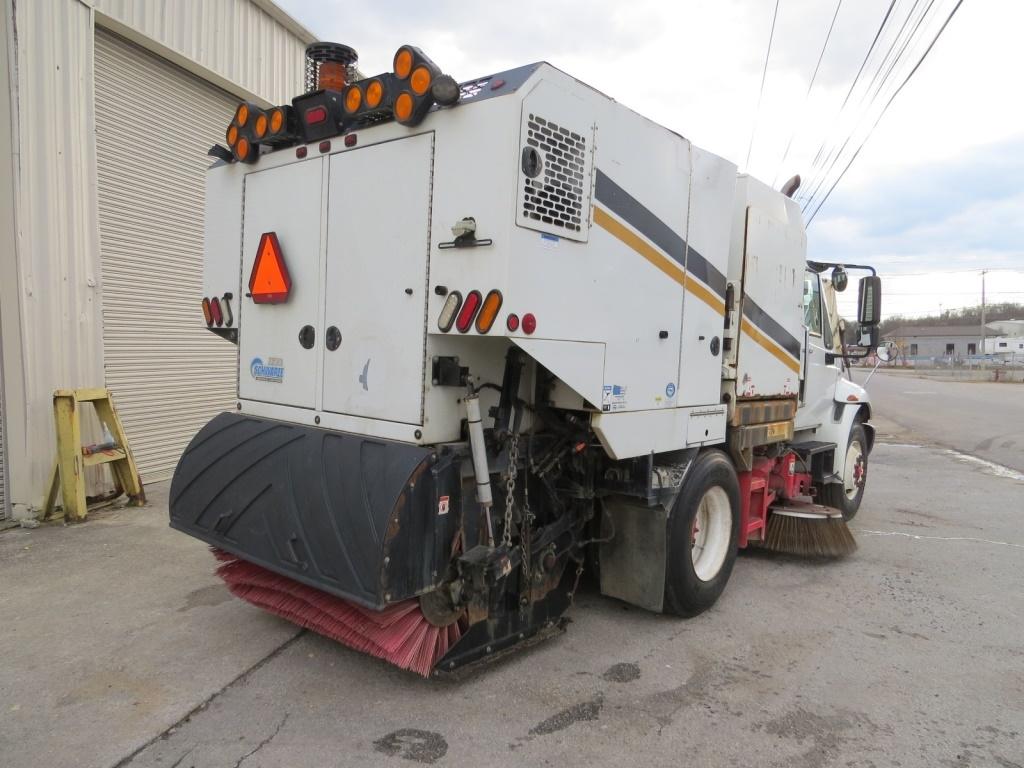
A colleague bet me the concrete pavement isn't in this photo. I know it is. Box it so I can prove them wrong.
[3,434,1022,767]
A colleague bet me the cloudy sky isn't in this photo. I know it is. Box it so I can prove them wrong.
[278,0,1023,319]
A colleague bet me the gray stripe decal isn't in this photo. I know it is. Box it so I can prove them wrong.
[594,169,728,299]
[743,296,802,360]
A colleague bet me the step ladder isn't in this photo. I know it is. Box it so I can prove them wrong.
[42,388,146,522]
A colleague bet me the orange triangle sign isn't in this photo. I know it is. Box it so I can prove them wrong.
[248,232,292,304]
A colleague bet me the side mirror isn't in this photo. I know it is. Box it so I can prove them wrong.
[858,275,882,327]
[858,325,879,349]
[876,341,897,362]
[831,265,849,292]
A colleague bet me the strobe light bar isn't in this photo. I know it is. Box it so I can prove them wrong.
[217,43,460,164]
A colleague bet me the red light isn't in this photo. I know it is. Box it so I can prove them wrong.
[210,296,224,327]
[456,290,482,333]
[319,140,331,153]
[344,133,358,147]
[506,313,520,332]
[306,106,328,125]
[491,79,506,91]
[296,146,308,158]
[522,313,537,334]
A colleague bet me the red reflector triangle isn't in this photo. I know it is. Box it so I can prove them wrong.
[248,232,292,304]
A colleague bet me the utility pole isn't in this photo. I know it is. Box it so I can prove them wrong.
[980,269,987,367]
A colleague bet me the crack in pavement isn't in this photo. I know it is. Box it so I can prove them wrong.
[233,713,289,768]
[108,630,305,768]
[168,747,193,768]
[857,529,1024,550]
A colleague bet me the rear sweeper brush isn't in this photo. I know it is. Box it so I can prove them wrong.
[169,41,884,676]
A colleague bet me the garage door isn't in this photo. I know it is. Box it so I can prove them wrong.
[94,30,238,481]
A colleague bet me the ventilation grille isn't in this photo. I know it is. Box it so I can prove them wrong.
[522,114,587,233]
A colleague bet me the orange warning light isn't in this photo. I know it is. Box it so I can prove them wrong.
[248,232,292,304]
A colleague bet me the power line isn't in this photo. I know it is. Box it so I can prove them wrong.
[805,0,965,225]
[800,0,928,208]
[773,0,844,187]
[745,0,781,171]
[807,0,898,172]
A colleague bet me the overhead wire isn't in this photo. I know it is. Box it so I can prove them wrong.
[800,0,928,207]
[805,0,965,224]
[807,0,899,173]
[772,0,844,188]
[745,0,781,171]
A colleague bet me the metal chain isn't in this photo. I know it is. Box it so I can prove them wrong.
[502,431,519,548]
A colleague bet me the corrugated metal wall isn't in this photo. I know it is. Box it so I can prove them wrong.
[94,31,239,480]
[6,0,106,505]
[94,0,310,106]
[3,0,311,505]
[1,361,7,520]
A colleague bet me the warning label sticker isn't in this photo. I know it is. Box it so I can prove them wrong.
[602,384,627,412]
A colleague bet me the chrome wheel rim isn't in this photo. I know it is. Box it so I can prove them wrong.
[691,487,732,582]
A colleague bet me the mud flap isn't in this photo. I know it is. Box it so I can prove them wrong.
[169,412,461,610]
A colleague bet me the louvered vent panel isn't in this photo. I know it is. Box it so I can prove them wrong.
[516,97,592,242]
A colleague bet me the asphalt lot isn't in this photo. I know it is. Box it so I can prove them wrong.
[859,369,1024,472]
[1,381,1022,768]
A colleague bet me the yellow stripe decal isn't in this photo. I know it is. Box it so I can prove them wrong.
[593,206,725,314]
[741,318,802,374]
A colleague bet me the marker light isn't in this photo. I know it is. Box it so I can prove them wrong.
[437,291,463,332]
[270,108,285,133]
[201,297,213,326]
[344,85,363,114]
[235,103,249,126]
[394,92,414,122]
[366,79,384,108]
[506,313,520,332]
[249,232,292,304]
[475,290,503,333]
[522,313,537,335]
[235,137,251,161]
[305,105,328,125]
[455,290,482,333]
[394,47,414,79]
[254,113,268,138]
[226,124,238,145]
[410,66,432,96]
[209,296,224,327]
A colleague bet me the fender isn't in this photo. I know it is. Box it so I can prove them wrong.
[803,377,873,482]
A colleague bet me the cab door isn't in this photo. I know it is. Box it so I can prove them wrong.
[795,270,840,430]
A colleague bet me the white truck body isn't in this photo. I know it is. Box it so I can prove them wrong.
[202,62,867,466]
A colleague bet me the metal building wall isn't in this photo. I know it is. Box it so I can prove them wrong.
[1,0,312,511]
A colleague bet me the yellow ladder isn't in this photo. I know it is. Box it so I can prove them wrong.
[42,388,146,522]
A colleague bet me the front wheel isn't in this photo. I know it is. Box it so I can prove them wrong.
[663,450,740,617]
[820,422,868,520]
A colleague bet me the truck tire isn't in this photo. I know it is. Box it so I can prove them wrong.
[820,422,868,521]
[663,450,740,617]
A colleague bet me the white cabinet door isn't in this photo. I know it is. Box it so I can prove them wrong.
[322,134,433,424]
[238,159,324,409]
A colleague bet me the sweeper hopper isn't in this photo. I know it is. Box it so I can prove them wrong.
[170,42,883,676]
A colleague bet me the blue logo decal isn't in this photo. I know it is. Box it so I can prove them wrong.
[250,356,284,383]
[665,382,676,398]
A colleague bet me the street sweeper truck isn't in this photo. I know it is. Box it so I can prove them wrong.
[170,42,884,676]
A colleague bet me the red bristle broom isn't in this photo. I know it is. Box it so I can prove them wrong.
[212,549,462,677]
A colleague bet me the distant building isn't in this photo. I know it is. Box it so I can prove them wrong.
[883,324,1000,362]
[985,319,1024,338]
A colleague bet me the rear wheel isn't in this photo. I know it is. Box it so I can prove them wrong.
[663,450,740,617]
[820,422,868,520]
